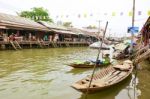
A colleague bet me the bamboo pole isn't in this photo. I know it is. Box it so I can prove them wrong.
[84,21,108,99]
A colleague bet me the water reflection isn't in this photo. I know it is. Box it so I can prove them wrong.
[79,75,132,99]
[66,68,92,75]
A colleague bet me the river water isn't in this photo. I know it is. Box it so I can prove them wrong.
[0,47,149,99]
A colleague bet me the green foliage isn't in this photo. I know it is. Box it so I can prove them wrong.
[18,7,53,22]
[63,22,72,27]
[86,25,97,29]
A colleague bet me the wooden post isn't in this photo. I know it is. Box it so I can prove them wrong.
[131,0,135,50]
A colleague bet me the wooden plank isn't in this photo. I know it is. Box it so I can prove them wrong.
[10,41,17,50]
[15,41,22,49]
[134,49,150,63]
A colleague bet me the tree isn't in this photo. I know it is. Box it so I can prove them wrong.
[63,22,72,27]
[18,7,53,22]
[86,25,97,29]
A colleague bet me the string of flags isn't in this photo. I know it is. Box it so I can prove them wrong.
[23,10,150,20]
[55,10,150,19]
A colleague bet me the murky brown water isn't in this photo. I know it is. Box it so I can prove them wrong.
[0,47,149,99]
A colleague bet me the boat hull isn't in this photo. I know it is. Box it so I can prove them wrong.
[71,61,133,93]
[69,63,110,68]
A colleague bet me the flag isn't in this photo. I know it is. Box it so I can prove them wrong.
[84,13,87,18]
[90,13,93,17]
[78,14,81,18]
[112,12,116,16]
[66,15,69,18]
[56,15,59,18]
[129,11,132,16]
[148,10,150,16]
[120,12,123,16]
[138,11,142,15]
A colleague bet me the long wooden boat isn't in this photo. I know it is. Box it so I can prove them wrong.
[71,60,133,93]
[68,62,111,68]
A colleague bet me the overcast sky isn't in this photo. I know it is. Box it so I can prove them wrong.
[0,0,150,37]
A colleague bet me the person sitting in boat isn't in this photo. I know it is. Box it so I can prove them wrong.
[89,54,111,65]
[102,54,111,65]
[89,59,102,65]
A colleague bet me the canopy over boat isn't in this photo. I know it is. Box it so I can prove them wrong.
[89,41,109,49]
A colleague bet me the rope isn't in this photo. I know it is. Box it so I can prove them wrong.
[84,21,108,99]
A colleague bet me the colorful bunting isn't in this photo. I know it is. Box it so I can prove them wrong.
[148,10,150,16]
[129,11,132,16]
[78,14,81,18]
[90,13,93,17]
[120,12,123,16]
[138,11,142,15]
[112,12,116,16]
[66,15,69,18]
[84,13,87,18]
[54,10,150,19]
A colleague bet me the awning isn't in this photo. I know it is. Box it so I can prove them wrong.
[0,25,7,29]
[51,29,77,35]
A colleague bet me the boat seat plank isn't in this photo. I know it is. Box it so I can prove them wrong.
[103,71,122,81]
[106,72,128,84]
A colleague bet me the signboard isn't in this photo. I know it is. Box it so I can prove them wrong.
[127,27,139,33]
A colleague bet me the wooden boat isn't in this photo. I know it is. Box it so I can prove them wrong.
[68,63,110,68]
[68,61,111,68]
[71,60,133,93]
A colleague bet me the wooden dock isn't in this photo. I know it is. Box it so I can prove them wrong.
[0,41,89,50]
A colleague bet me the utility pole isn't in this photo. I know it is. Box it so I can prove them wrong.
[131,0,135,50]
[98,20,101,40]
[132,0,135,27]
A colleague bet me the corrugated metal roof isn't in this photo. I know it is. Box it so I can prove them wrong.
[39,21,78,35]
[0,25,7,29]
[0,13,49,31]
[38,21,68,30]
[67,27,85,35]
[51,29,76,35]
[79,28,103,38]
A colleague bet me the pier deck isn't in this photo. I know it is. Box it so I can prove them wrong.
[0,41,90,50]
